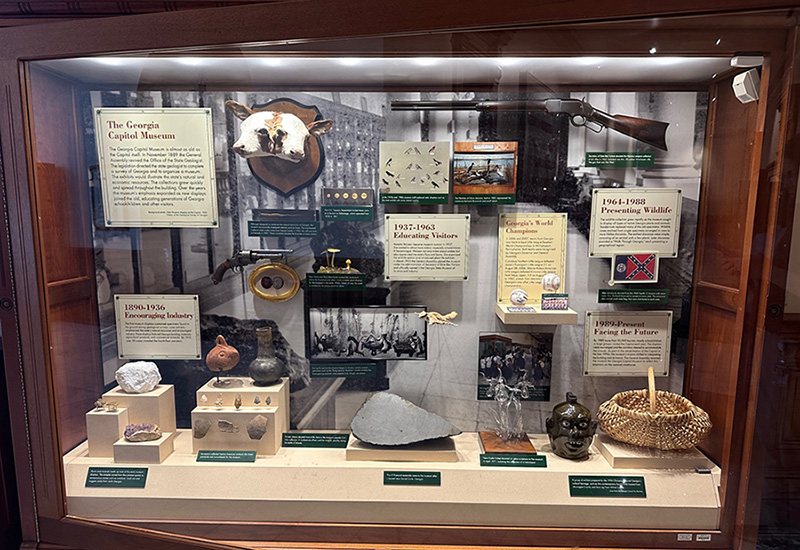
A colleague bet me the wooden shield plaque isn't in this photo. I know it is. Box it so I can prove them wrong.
[245,98,328,197]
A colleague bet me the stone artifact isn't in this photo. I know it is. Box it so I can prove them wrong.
[249,327,285,385]
[200,394,208,404]
[546,393,597,460]
[206,335,240,385]
[541,273,561,292]
[123,423,162,442]
[234,394,242,410]
[350,392,461,446]
[254,396,261,405]
[247,415,269,440]
[215,394,224,409]
[266,397,271,405]
[115,361,161,394]
[94,399,105,410]
[419,310,458,326]
[509,288,528,306]
[218,419,239,433]
[104,402,118,412]
[193,418,211,439]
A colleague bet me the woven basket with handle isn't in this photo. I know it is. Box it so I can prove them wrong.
[597,367,712,450]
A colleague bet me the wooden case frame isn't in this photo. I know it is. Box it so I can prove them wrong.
[1,1,799,549]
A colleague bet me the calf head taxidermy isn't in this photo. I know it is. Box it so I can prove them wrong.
[226,99,333,196]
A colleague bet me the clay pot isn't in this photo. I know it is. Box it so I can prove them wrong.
[206,335,240,373]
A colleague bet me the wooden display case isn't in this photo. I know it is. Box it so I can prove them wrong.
[0,2,799,550]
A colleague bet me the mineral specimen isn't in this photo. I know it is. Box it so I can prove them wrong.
[247,415,268,440]
[350,392,461,446]
[218,420,239,433]
[123,423,162,442]
[193,418,211,439]
[115,361,161,394]
[215,394,223,409]
[235,394,242,410]
[200,394,208,404]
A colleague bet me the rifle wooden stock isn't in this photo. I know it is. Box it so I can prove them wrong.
[587,111,669,151]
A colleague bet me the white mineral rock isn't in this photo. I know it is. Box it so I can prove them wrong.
[115,361,161,394]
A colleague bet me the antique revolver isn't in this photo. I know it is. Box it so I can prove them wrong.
[211,249,293,284]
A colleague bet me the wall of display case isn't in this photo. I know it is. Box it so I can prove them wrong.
[1,3,799,550]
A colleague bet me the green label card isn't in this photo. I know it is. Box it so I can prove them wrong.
[321,205,373,221]
[598,288,670,304]
[480,454,547,467]
[453,194,515,205]
[569,475,647,497]
[196,450,257,462]
[282,432,350,448]
[248,220,319,238]
[379,193,448,205]
[306,273,366,291]
[310,362,377,378]
[85,467,148,488]
[384,471,441,486]
[585,152,655,168]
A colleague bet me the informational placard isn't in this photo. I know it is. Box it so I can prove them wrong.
[115,294,201,360]
[497,213,567,306]
[310,363,377,378]
[569,475,646,497]
[583,311,672,376]
[248,209,319,237]
[383,471,441,486]
[598,289,670,304]
[85,467,148,488]
[385,214,470,281]
[589,188,682,257]
[282,433,350,448]
[585,152,655,168]
[480,454,547,467]
[306,273,366,291]
[196,450,256,462]
[94,108,218,227]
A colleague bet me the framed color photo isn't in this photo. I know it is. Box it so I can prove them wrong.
[453,141,517,205]
[308,306,428,361]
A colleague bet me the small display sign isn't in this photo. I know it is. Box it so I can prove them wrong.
[306,273,366,291]
[248,209,320,238]
[321,205,373,221]
[569,475,647,497]
[282,432,350,448]
[598,288,669,304]
[585,152,655,167]
[383,471,441,486]
[480,454,547,467]
[310,363,377,378]
[196,450,257,462]
[85,467,148,488]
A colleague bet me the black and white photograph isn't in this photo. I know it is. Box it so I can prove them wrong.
[478,332,553,401]
[308,306,428,361]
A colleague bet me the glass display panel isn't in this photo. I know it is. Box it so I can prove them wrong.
[23,20,770,538]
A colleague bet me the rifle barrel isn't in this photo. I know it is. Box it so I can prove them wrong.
[391,99,550,112]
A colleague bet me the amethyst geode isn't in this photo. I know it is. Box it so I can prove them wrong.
[123,423,162,442]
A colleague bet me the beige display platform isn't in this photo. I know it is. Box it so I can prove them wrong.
[64,432,721,529]
[346,435,458,462]
[191,407,281,456]
[195,377,289,432]
[113,432,174,464]
[594,434,716,470]
[86,407,129,457]
[103,384,177,433]
[495,303,578,325]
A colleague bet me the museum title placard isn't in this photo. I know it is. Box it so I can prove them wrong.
[115,294,201,360]
[385,214,470,281]
[95,108,218,227]
[589,188,682,257]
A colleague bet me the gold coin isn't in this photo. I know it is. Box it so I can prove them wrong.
[361,193,368,199]
[343,193,349,199]
[334,193,340,199]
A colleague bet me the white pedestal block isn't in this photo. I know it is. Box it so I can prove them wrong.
[195,377,289,434]
[113,432,175,464]
[103,385,177,434]
[346,435,459,462]
[594,434,715,470]
[85,408,129,457]
[191,408,281,456]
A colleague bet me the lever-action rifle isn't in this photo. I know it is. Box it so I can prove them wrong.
[391,98,669,151]
[211,249,293,285]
